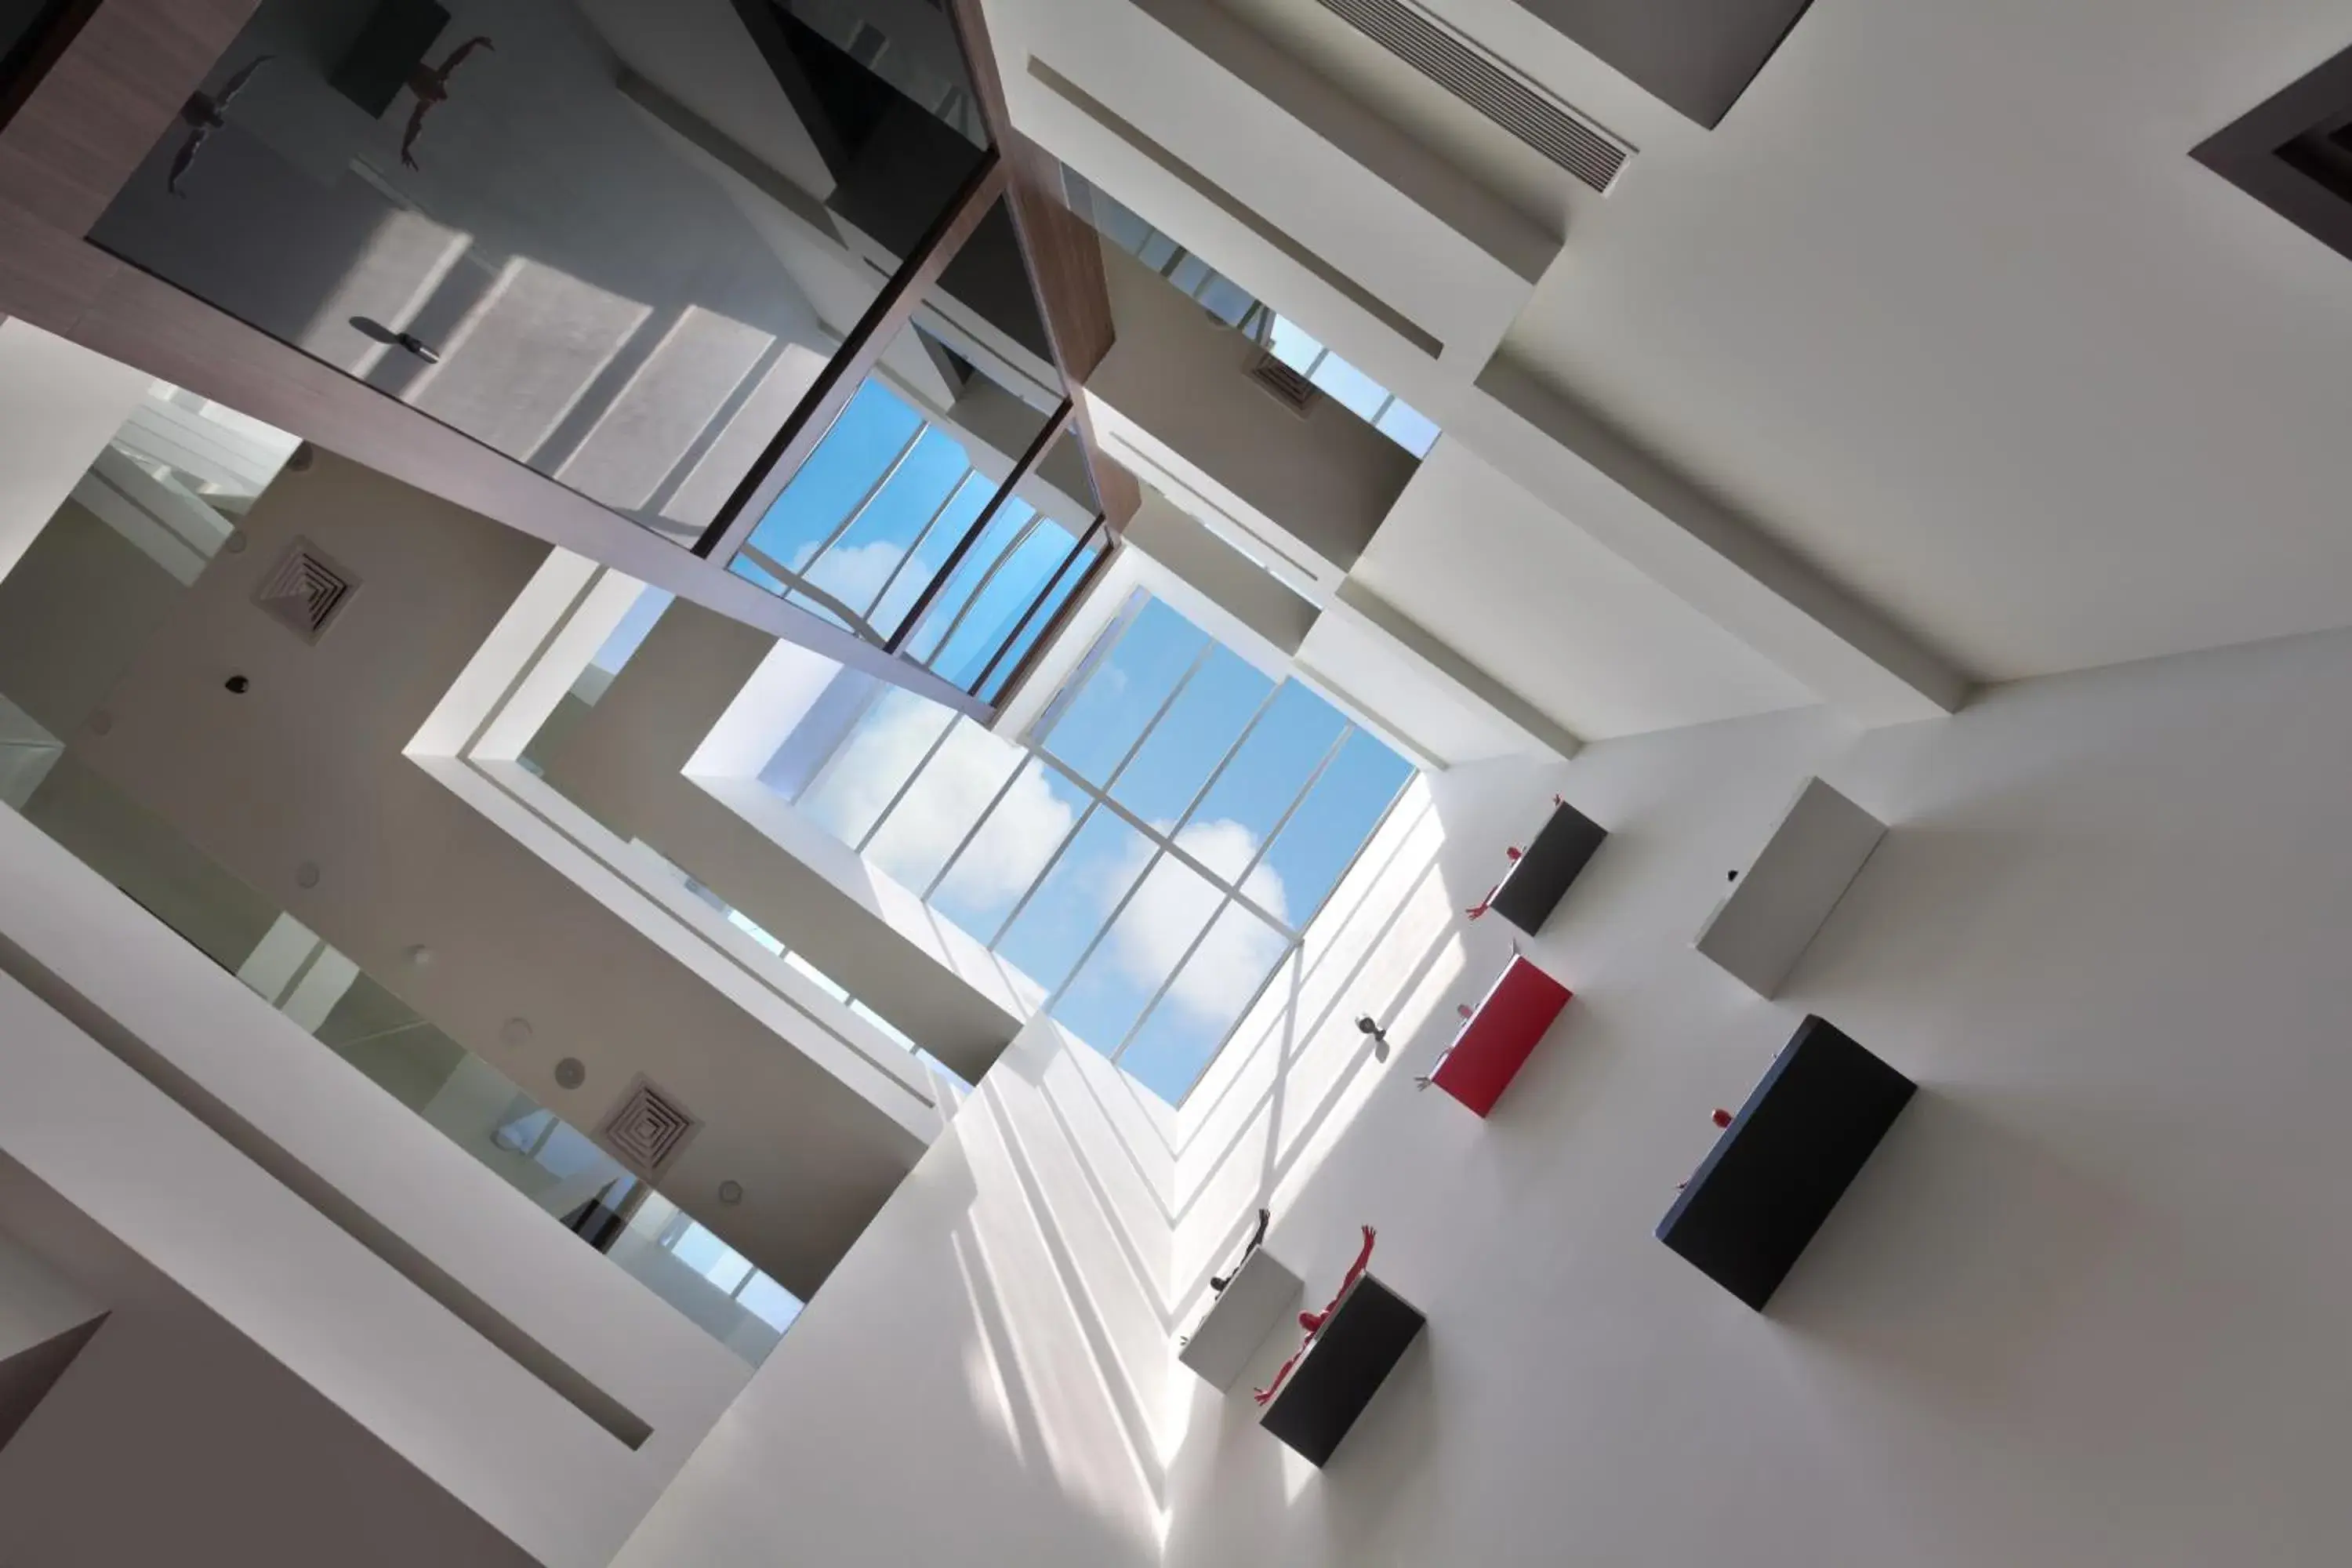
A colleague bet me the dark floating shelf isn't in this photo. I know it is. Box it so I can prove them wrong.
[1258,1273,1425,1468]
[1490,798,1607,937]
[1657,1015,1915,1310]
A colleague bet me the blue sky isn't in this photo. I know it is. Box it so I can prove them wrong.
[782,591,1413,1103]
[728,377,1091,690]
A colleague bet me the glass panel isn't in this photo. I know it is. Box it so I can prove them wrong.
[1042,597,1209,786]
[1181,681,1350,905]
[799,425,970,618]
[1308,353,1391,423]
[931,757,1088,941]
[92,3,882,549]
[994,806,1151,993]
[1120,903,1290,1104]
[794,687,956,847]
[1,728,781,1361]
[1257,728,1414,926]
[1051,853,1224,1053]
[975,530,1102,706]
[737,379,924,610]
[1376,399,1442,458]
[924,506,1088,690]
[667,1218,757,1296]
[1268,317,1326,374]
[863,717,1025,891]
[1109,644,1273,826]
[736,1272,805,1334]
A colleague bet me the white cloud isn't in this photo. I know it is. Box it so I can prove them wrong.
[804,695,1291,1029]
[1093,818,1289,1024]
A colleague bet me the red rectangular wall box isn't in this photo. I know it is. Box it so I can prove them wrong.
[1432,956,1570,1117]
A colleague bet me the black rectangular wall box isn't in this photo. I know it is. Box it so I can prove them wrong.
[1258,1274,1425,1468]
[331,0,451,118]
[1489,798,1607,937]
[1657,1015,1914,1310]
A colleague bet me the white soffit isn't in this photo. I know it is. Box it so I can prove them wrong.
[988,0,1529,388]
[1348,441,1816,739]
[1478,0,2352,681]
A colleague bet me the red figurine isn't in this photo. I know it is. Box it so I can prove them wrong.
[1463,847,1524,921]
[1253,1225,1377,1406]
[1712,1107,1734,1129]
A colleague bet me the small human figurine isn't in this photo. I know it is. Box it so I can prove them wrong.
[1462,847,1523,920]
[401,36,495,170]
[1254,1225,1377,1406]
[1210,1207,1271,1295]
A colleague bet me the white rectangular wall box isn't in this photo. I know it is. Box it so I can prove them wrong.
[1696,778,1886,997]
[1178,1247,1301,1392]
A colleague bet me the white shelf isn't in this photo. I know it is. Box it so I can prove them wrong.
[1696,778,1886,998]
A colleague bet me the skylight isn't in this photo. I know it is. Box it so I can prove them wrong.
[771,590,1414,1102]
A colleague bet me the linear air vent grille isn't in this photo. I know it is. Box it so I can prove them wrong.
[597,1076,702,1181]
[1313,0,1632,194]
[252,537,358,644]
[1247,352,1319,415]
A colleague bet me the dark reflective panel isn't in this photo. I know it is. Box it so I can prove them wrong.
[89,0,1000,550]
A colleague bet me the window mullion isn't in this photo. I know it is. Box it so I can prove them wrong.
[854,712,963,852]
[786,679,889,809]
[1040,845,1169,1017]
[1231,723,1353,918]
[801,420,927,576]
[1170,681,1279,835]
[1108,891,1233,1064]
[1171,937,1298,1110]
[1087,786,1290,935]
[1096,642,1211,797]
[985,790,1098,949]
[920,510,1047,669]
[860,465,974,625]
[923,750,1035,900]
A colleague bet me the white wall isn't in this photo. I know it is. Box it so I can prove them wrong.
[0,967,621,1567]
[616,612,2352,1566]
[0,1152,538,1568]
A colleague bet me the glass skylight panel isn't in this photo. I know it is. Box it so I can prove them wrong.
[930,757,1087,938]
[1181,680,1350,869]
[862,717,1025,891]
[1051,851,1224,1052]
[1116,902,1287,1103]
[800,425,969,615]
[794,687,955,847]
[1043,597,1208,786]
[1257,728,1416,920]
[994,808,1152,989]
[741,381,921,582]
[1108,644,1273,825]
[769,588,1413,1105]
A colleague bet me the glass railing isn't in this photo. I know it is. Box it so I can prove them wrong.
[724,343,1109,705]
[7,746,799,1366]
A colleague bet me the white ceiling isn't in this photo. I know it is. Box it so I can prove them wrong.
[1405,0,2352,682]
[1350,441,1814,739]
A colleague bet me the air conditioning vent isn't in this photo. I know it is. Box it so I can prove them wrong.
[253,538,358,644]
[1312,0,1634,194]
[597,1076,702,1181]
[1248,352,1319,416]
